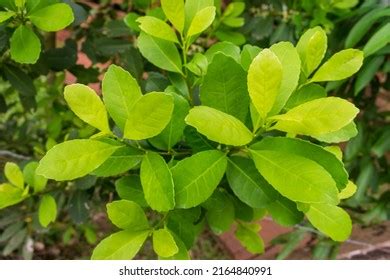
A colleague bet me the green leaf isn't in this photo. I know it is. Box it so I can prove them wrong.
[153,228,179,258]
[205,41,241,62]
[203,189,235,234]
[91,230,149,260]
[137,32,182,73]
[240,44,261,71]
[338,181,357,200]
[235,223,264,254]
[124,92,174,140]
[187,6,216,37]
[107,200,149,230]
[36,139,119,181]
[267,196,303,226]
[310,49,364,82]
[226,156,278,208]
[305,203,352,242]
[23,161,47,193]
[161,0,185,33]
[102,65,142,130]
[137,16,179,43]
[38,194,57,228]
[159,232,190,260]
[92,146,143,177]
[271,97,359,137]
[149,93,190,150]
[115,175,148,207]
[354,56,385,95]
[0,11,15,23]
[64,84,110,133]
[248,49,283,120]
[363,23,390,57]
[0,183,25,210]
[140,152,175,212]
[269,42,301,115]
[313,122,358,143]
[28,3,74,32]
[296,27,327,77]
[250,149,339,204]
[251,137,349,190]
[184,0,214,31]
[10,25,41,64]
[4,162,24,189]
[185,106,253,146]
[171,150,227,208]
[284,84,326,111]
[200,53,249,122]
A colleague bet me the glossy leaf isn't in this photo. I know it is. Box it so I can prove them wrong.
[4,162,24,189]
[64,84,110,133]
[161,0,185,33]
[38,195,57,228]
[153,228,179,258]
[107,200,149,230]
[137,16,178,43]
[36,140,119,181]
[29,3,74,32]
[171,150,227,208]
[184,0,214,31]
[10,25,41,64]
[187,6,216,37]
[185,106,253,146]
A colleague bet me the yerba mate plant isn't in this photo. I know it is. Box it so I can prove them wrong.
[0,0,364,259]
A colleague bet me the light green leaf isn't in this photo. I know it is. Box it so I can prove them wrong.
[107,200,149,230]
[38,194,57,228]
[4,162,24,189]
[23,161,47,193]
[185,106,253,146]
[200,53,249,122]
[187,6,216,37]
[102,65,142,130]
[235,223,264,254]
[296,27,327,77]
[137,32,182,73]
[310,49,364,82]
[64,84,110,133]
[161,0,185,33]
[267,196,303,226]
[149,93,190,150]
[0,183,25,210]
[226,156,278,208]
[284,84,327,111]
[240,44,261,71]
[28,3,74,32]
[0,11,15,23]
[171,150,227,208]
[10,25,41,64]
[124,92,174,140]
[91,230,149,260]
[153,228,179,258]
[137,16,179,43]
[140,152,175,212]
[251,137,349,190]
[248,49,283,120]
[205,41,241,62]
[36,139,119,181]
[115,175,148,207]
[363,23,390,57]
[159,232,190,260]
[184,0,214,31]
[250,149,339,204]
[313,122,358,143]
[338,181,357,200]
[269,42,301,115]
[305,203,352,242]
[92,146,144,177]
[271,97,359,137]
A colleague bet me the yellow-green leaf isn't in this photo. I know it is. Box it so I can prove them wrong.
[38,194,57,228]
[4,162,24,189]
[137,16,179,43]
[161,0,185,33]
[107,200,149,230]
[153,228,179,258]
[338,181,357,200]
[187,6,216,37]
[28,3,74,32]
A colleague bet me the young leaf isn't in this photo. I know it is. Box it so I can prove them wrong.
[36,139,119,181]
[338,181,357,200]
[310,49,364,82]
[124,92,174,140]
[107,200,149,230]
[64,84,110,133]
[185,106,253,146]
[200,53,249,122]
[184,0,214,31]
[102,65,142,130]
[305,203,352,242]
[226,156,278,208]
[160,0,185,33]
[91,230,149,260]
[296,27,327,77]
[140,152,175,212]
[137,32,182,73]
[137,16,179,43]
[235,223,264,254]
[4,162,24,189]
[28,3,74,32]
[159,232,190,260]
[0,183,24,210]
[271,97,359,137]
[187,6,216,37]
[10,25,41,64]
[115,175,148,207]
[250,149,339,204]
[171,150,227,208]
[23,162,47,193]
[248,49,283,120]
[153,228,179,258]
[363,23,390,57]
[267,196,303,226]
[38,194,57,228]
